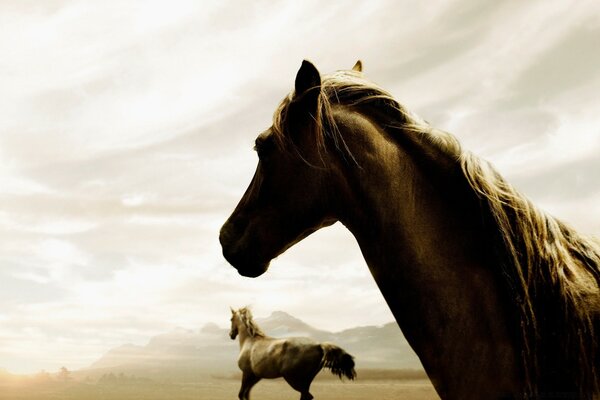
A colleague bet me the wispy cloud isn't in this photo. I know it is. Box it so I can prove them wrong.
[0,0,599,373]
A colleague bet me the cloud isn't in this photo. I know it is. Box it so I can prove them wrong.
[506,19,600,107]
[0,0,599,374]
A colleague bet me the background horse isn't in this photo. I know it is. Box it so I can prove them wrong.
[229,307,355,400]
[220,60,600,399]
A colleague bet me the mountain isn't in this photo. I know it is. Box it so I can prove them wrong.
[81,311,422,381]
[255,311,331,338]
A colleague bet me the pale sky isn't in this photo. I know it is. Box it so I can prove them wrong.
[1,0,599,374]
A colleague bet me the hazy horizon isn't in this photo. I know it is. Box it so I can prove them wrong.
[1,0,599,374]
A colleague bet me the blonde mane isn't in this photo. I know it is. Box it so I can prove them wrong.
[272,69,600,395]
[236,307,266,338]
[461,152,600,393]
[272,70,462,165]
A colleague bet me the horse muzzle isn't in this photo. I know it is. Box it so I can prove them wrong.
[219,223,270,278]
[222,247,270,278]
[235,262,269,278]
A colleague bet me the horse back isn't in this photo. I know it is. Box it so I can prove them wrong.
[248,337,323,379]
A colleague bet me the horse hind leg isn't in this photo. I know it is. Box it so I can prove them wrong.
[283,345,323,400]
[283,375,315,400]
[300,391,314,400]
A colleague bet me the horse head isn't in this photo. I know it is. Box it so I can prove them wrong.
[219,60,361,277]
[229,307,240,339]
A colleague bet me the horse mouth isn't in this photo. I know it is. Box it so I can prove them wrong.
[236,262,269,278]
[220,241,270,278]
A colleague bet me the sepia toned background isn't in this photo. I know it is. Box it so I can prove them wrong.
[1,0,599,378]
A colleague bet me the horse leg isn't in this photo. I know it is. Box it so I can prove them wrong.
[300,391,314,400]
[238,371,261,400]
[283,351,321,400]
[283,374,315,400]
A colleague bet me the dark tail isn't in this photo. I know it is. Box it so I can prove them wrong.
[320,342,356,380]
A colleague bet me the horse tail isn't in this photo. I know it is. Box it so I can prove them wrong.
[320,342,356,380]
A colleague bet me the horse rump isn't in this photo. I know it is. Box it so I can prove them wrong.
[320,342,356,380]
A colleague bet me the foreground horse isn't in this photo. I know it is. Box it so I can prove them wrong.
[229,307,355,400]
[220,60,600,399]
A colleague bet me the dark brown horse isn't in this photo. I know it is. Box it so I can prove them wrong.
[220,60,600,399]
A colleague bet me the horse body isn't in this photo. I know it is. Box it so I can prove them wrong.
[230,307,355,400]
[239,337,322,379]
[220,61,600,399]
[330,109,522,397]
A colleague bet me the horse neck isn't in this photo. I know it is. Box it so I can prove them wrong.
[236,323,253,348]
[330,109,523,396]
[237,317,265,348]
[331,109,473,246]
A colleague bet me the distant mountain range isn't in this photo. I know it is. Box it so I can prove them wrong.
[80,311,423,381]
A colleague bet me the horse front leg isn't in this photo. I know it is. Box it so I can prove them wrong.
[239,371,261,400]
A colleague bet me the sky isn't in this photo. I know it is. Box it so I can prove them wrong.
[1,0,599,374]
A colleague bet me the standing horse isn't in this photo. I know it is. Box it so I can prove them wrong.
[229,307,355,400]
[219,60,600,399]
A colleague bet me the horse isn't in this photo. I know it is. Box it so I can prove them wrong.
[219,60,600,399]
[228,307,356,400]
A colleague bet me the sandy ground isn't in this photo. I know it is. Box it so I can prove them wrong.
[0,379,440,400]
[229,379,439,400]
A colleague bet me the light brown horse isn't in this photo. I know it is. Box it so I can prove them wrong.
[220,60,600,399]
[229,307,355,400]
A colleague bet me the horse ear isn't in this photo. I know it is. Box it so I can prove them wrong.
[294,60,321,98]
[352,60,362,72]
[230,307,235,314]
[288,60,322,150]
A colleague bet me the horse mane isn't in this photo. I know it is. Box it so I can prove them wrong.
[462,152,600,394]
[237,307,266,338]
[272,69,600,395]
[271,69,462,165]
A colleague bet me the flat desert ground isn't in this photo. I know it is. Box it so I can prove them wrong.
[0,379,439,400]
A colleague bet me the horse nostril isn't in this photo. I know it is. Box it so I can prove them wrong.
[219,217,250,253]
[220,217,253,268]
[219,224,230,246]
[221,217,249,244]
